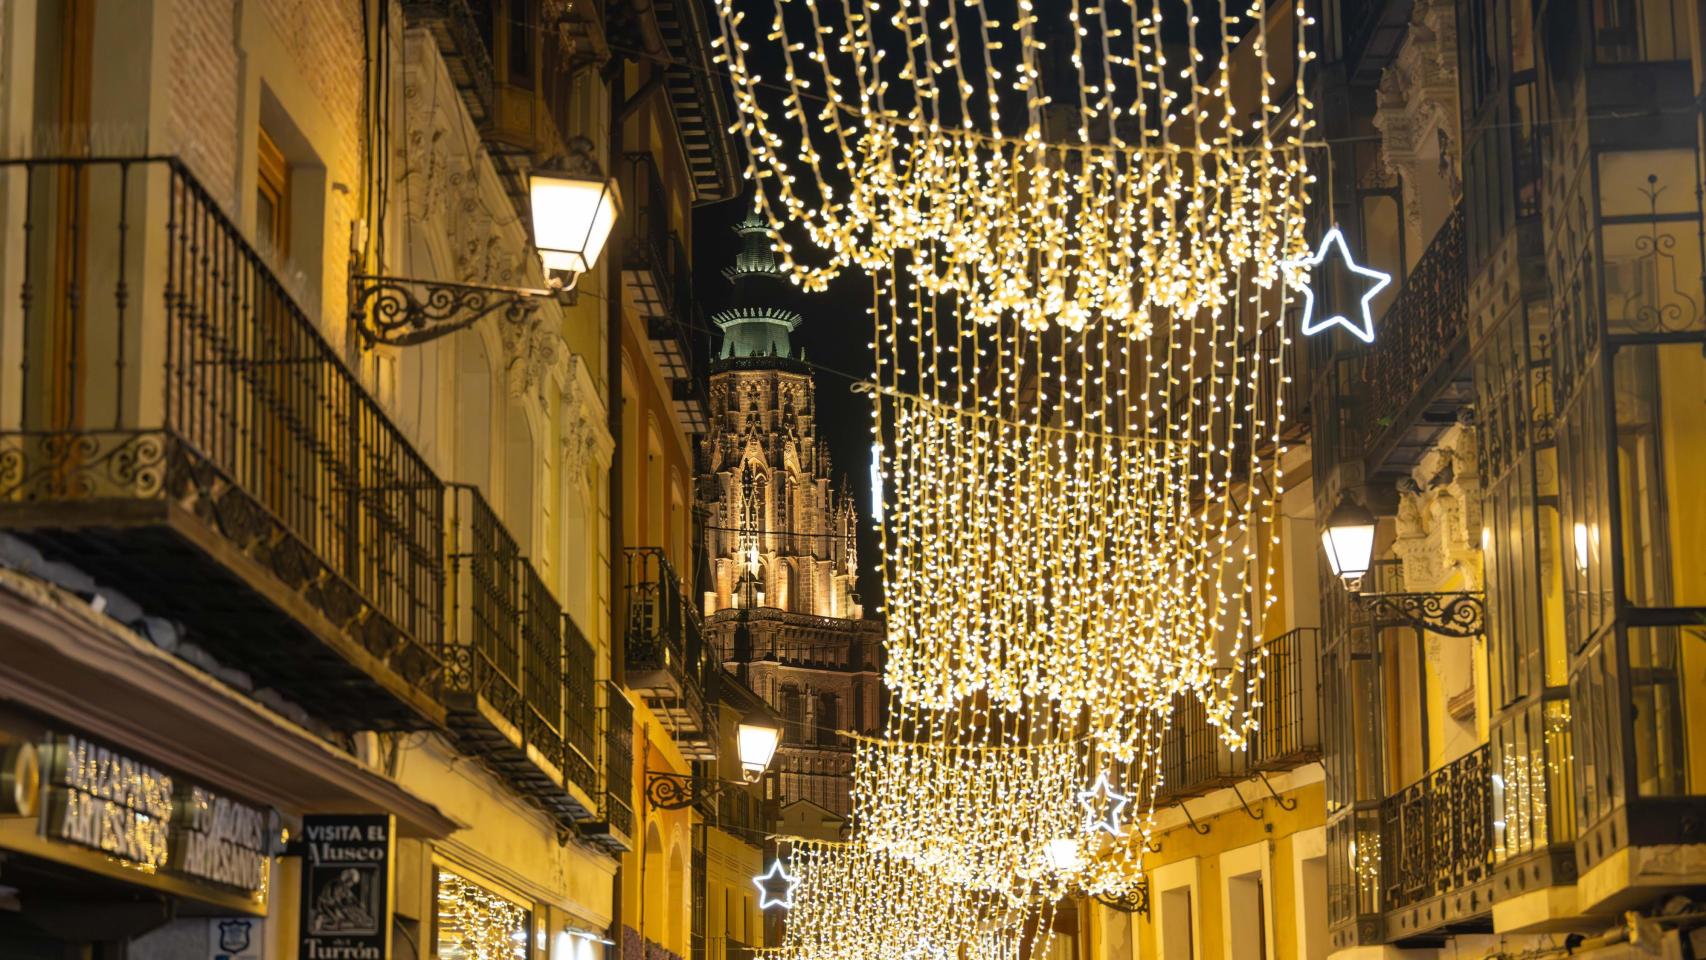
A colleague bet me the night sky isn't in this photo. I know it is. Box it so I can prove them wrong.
[692,195,887,608]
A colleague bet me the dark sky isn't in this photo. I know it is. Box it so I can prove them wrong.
[692,196,886,607]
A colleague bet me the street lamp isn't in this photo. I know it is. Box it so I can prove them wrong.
[353,140,622,346]
[736,721,781,783]
[644,717,783,810]
[1320,499,1377,587]
[1321,495,1485,638]
[530,169,621,291]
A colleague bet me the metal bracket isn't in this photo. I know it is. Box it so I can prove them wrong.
[1255,771,1298,811]
[352,275,568,347]
[1093,878,1151,916]
[1178,799,1211,835]
[1230,782,1265,820]
[644,771,742,811]
[1356,590,1486,637]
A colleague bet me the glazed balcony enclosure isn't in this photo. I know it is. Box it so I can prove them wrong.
[624,547,717,760]
[0,156,619,831]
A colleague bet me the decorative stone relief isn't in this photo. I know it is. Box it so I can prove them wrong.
[561,354,614,481]
[1372,0,1462,243]
[1392,421,1483,591]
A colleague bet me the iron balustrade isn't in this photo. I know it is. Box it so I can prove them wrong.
[564,613,598,790]
[1358,205,1471,459]
[443,483,525,731]
[1379,743,1495,912]
[0,156,443,726]
[400,0,498,124]
[604,683,637,837]
[1245,627,1323,770]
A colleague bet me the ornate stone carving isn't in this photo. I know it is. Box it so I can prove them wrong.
[1372,0,1462,241]
[561,355,615,480]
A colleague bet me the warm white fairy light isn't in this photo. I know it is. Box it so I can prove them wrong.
[769,838,1056,960]
[710,0,1317,331]
[847,700,1154,905]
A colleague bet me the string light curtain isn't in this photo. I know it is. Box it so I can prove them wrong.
[769,837,1058,960]
[868,250,1296,762]
[710,0,1315,332]
[848,698,1153,904]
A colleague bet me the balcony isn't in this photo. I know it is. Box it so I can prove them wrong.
[624,547,717,760]
[1156,628,1323,802]
[437,485,597,824]
[579,682,636,854]
[1245,627,1323,770]
[620,154,698,384]
[1380,744,1496,941]
[401,0,496,125]
[1357,205,1474,475]
[0,157,443,730]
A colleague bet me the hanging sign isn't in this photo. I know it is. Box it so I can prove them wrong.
[299,814,394,960]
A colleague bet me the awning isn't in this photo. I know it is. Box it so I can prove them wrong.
[0,570,462,839]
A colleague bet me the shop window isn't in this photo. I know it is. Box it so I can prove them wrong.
[435,868,532,959]
[256,126,289,257]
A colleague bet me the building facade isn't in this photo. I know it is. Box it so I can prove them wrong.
[1082,0,1706,955]
[0,1,765,959]
[696,215,882,824]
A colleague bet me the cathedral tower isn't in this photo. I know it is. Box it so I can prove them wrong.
[698,211,881,824]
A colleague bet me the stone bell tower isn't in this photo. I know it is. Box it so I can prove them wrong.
[697,211,882,823]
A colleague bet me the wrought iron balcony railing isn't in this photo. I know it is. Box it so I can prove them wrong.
[1245,627,1323,770]
[1379,743,1494,916]
[0,156,443,729]
[620,153,697,382]
[401,0,497,125]
[624,546,717,760]
[439,484,596,822]
[1357,205,1471,466]
[579,681,636,854]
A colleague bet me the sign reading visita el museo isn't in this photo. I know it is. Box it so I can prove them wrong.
[41,733,274,895]
[299,813,394,960]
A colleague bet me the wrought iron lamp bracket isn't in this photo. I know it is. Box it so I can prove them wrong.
[352,274,571,347]
[1092,879,1151,916]
[1353,589,1486,638]
[644,770,745,811]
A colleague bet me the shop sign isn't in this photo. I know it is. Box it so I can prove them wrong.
[299,813,394,960]
[210,917,265,959]
[39,733,274,895]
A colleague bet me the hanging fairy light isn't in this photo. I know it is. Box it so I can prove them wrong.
[866,250,1296,762]
[846,698,1154,905]
[768,837,1057,960]
[710,0,1316,330]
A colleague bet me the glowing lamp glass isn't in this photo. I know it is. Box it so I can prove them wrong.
[737,721,781,781]
[529,172,620,280]
[1321,501,1377,582]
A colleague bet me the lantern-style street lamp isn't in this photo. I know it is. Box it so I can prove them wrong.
[643,717,783,810]
[353,140,621,346]
[1321,495,1485,638]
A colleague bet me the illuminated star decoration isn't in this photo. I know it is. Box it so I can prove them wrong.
[1285,226,1392,344]
[1078,773,1130,835]
[753,860,799,910]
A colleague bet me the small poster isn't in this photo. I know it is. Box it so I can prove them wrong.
[210,917,264,959]
[299,814,394,960]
